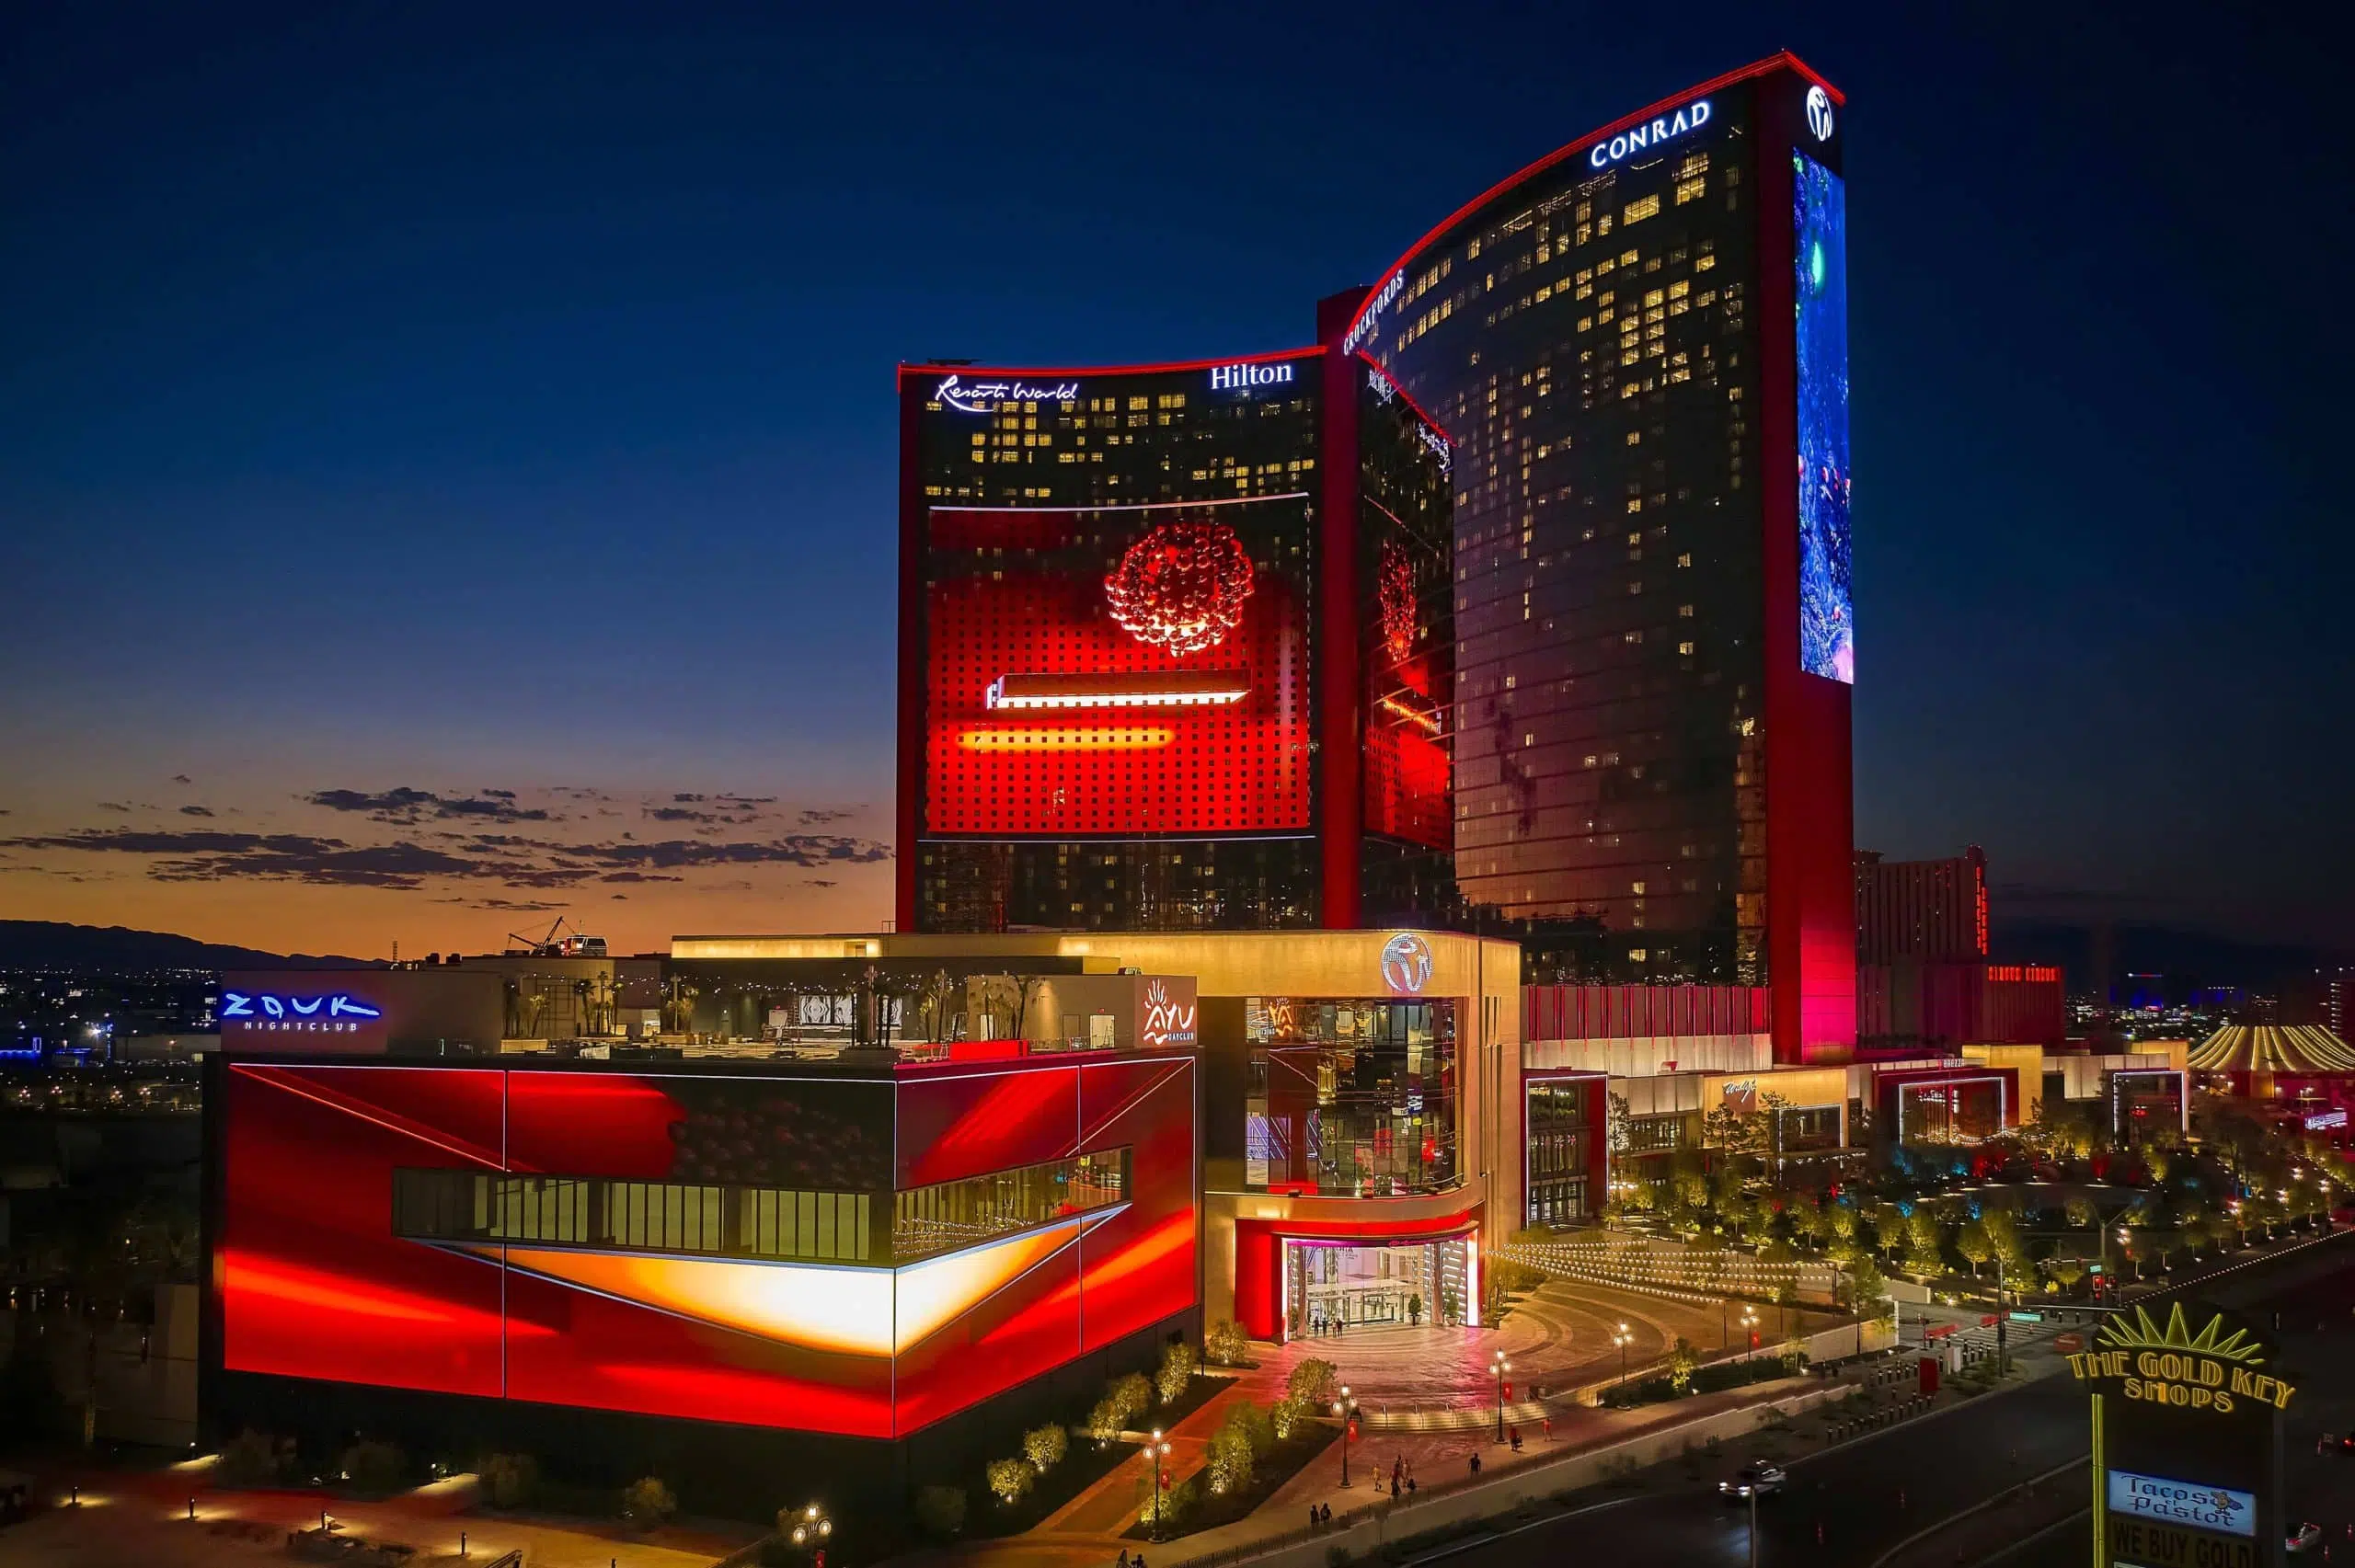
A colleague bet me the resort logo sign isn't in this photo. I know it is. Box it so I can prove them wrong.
[1141,979,1198,1050]
[934,374,1082,415]
[1380,933,1434,995]
[1588,98,1711,168]
[1805,85,1836,143]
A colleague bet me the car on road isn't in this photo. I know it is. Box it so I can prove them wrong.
[2317,1431,2355,1456]
[1717,1463,1786,1501]
[2288,1523,2323,1554]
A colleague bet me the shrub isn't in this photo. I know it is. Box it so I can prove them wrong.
[478,1452,538,1509]
[214,1428,285,1488]
[985,1457,1034,1506]
[1089,1371,1154,1441]
[1203,1399,1275,1495]
[1156,1338,1201,1405]
[1205,1318,1252,1367]
[1024,1422,1069,1474]
[338,1438,406,1494]
[1205,1421,1254,1495]
[1286,1357,1339,1406]
[913,1484,967,1539]
[620,1475,676,1528]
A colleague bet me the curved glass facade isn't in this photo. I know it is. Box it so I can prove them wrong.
[1341,58,1854,1047]
[1361,85,1769,983]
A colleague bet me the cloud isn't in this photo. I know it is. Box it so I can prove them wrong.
[306,786,552,825]
[170,774,192,784]
[2,821,890,893]
[98,801,131,813]
[179,805,215,818]
[798,807,858,826]
[433,896,567,912]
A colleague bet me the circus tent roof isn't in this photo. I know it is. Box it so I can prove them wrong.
[2188,1024,2355,1074]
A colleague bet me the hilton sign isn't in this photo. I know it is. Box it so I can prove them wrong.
[1209,361,1295,392]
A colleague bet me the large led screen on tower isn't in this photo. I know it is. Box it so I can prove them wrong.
[922,496,1312,835]
[1793,151,1853,684]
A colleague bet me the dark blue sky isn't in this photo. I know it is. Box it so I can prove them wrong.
[3,2,2348,957]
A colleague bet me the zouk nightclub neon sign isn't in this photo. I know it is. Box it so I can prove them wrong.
[222,990,383,1034]
[1588,98,1711,168]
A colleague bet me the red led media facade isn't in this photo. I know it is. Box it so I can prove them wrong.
[924,497,1313,838]
[215,1054,1198,1440]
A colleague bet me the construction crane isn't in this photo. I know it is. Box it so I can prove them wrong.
[504,916,607,957]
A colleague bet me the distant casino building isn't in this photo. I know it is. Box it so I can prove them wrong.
[898,53,1856,1064]
[1854,846,1987,964]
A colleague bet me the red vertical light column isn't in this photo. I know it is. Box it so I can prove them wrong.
[1315,328,1363,929]
[895,373,926,933]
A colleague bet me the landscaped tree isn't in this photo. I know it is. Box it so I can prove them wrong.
[1956,1219,1993,1279]
[985,1458,1034,1506]
[1204,1319,1251,1367]
[1155,1338,1201,1405]
[1668,1336,1701,1393]
[2064,1195,2097,1230]
[620,1476,676,1529]
[2047,1256,2085,1294]
[1023,1423,1069,1475]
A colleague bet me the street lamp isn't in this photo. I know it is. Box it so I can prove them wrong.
[1739,1305,1760,1357]
[1144,1429,1173,1540]
[787,1503,833,1553]
[1330,1386,1359,1487]
[1490,1353,1511,1444]
[1613,1323,1633,1391]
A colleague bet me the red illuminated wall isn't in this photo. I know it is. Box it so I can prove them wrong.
[217,1057,1198,1439]
[1756,79,1857,1063]
[923,503,1311,837]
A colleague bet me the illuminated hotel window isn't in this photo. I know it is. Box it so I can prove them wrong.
[392,1169,878,1265]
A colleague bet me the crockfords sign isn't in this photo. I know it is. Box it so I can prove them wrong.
[934,374,1081,414]
[1588,98,1712,168]
[1210,361,1295,392]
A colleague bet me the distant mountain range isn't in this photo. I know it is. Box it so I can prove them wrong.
[0,920,373,972]
[1992,918,2345,998]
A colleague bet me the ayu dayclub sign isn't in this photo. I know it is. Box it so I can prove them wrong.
[2070,1301,2294,1568]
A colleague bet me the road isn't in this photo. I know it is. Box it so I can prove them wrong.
[1433,1234,2355,1568]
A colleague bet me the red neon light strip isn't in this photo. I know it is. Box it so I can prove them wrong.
[988,671,1248,711]
[897,346,1321,390]
[1344,52,1844,350]
[958,726,1174,751]
[930,490,1309,516]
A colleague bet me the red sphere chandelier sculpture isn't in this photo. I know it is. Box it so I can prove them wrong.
[1103,520,1257,655]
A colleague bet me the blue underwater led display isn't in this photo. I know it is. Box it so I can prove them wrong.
[1793,152,1852,684]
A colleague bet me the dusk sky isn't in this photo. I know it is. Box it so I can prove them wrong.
[3,3,2348,960]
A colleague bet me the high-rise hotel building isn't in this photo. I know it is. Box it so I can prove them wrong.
[897,53,1855,1061]
[895,334,1457,934]
[1344,53,1856,1059]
